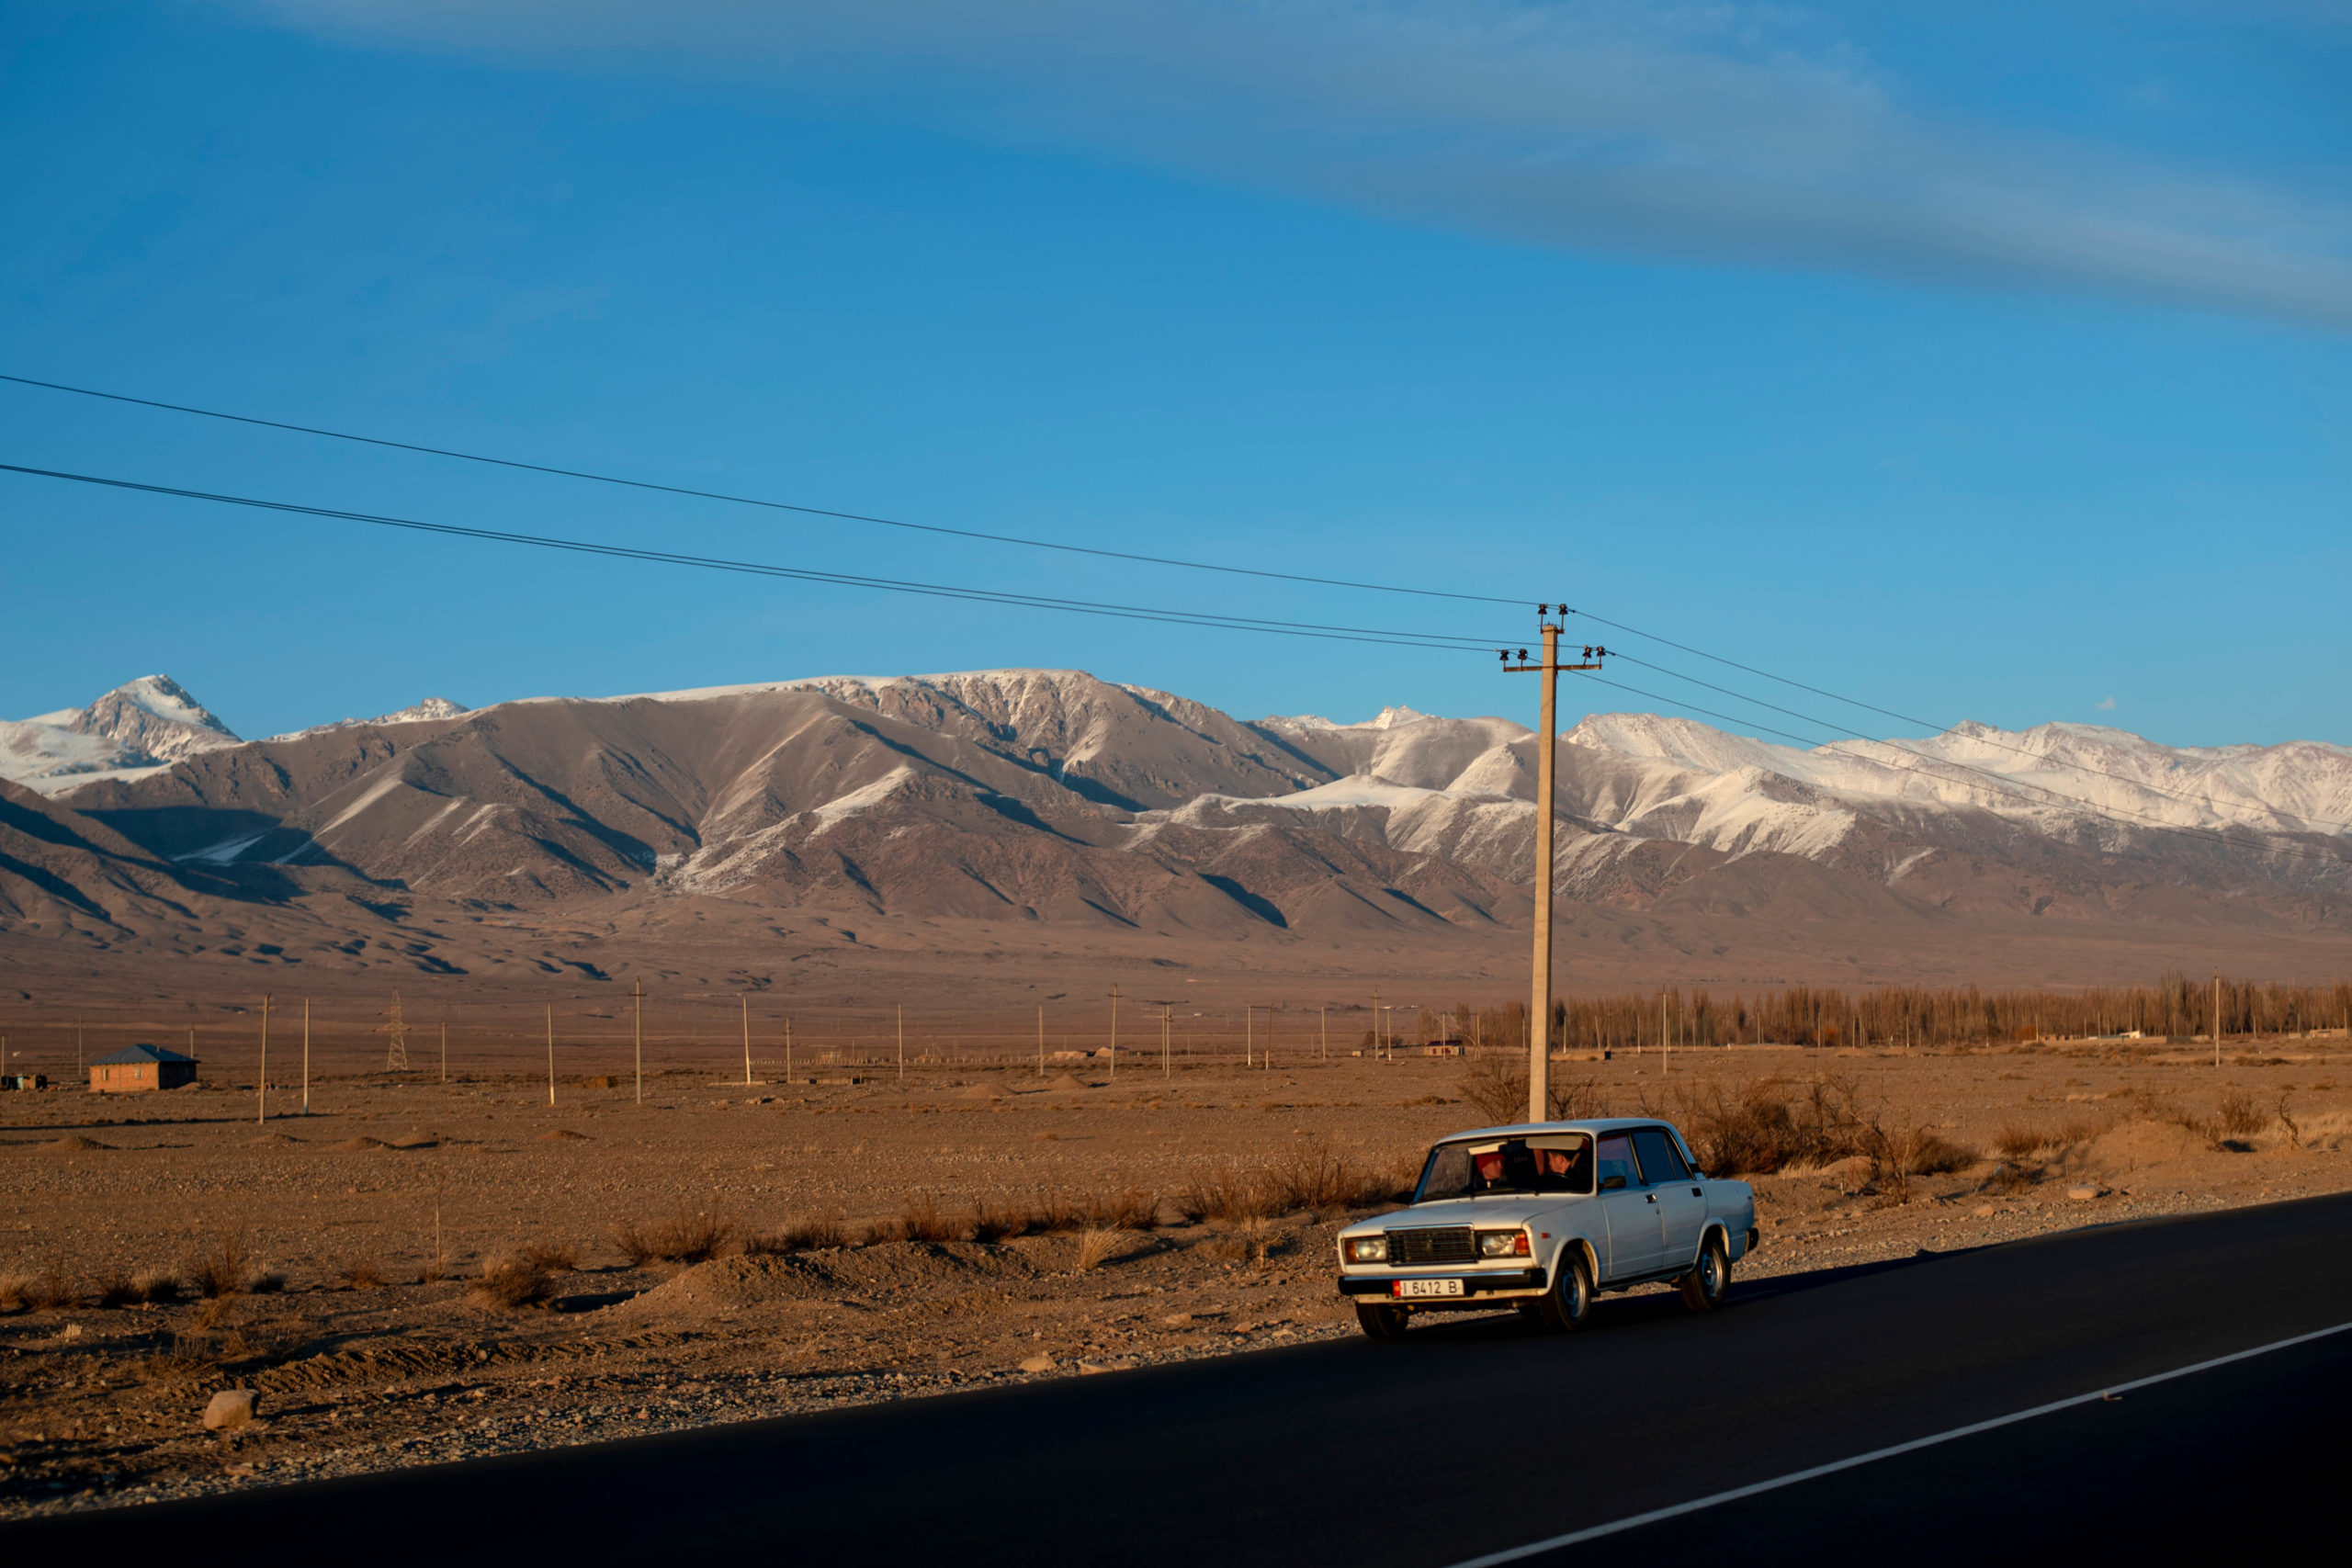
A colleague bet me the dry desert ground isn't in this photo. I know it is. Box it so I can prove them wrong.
[4,1037,2349,1517]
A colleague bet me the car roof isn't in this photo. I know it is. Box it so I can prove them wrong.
[1430,1117,1673,1143]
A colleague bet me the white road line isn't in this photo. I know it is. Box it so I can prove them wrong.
[1442,1320,2352,1568]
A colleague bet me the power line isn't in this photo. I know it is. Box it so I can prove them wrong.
[0,462,1509,654]
[10,370,2318,832]
[0,371,1521,607]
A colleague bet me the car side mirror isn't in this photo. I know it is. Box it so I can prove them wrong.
[1600,1174,1626,1191]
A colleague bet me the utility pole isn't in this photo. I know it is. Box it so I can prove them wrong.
[1162,1006,1171,1078]
[1370,990,1379,1063]
[1107,986,1119,1083]
[256,994,274,1124]
[1320,1003,1328,1062]
[898,1004,906,1085]
[2213,971,2222,1069]
[301,998,311,1114]
[1037,1004,1045,1077]
[633,978,645,1104]
[546,1004,556,1107]
[785,1016,793,1081]
[1245,1005,1253,1068]
[742,996,753,1087]
[440,1020,448,1085]
[1505,612,1606,1122]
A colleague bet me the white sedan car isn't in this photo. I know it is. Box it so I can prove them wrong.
[1336,1118,1758,1337]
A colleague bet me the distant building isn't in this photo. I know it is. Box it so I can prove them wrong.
[88,1043,199,1093]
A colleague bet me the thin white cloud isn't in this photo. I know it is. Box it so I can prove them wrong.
[2098,696,2119,711]
[246,1,2352,329]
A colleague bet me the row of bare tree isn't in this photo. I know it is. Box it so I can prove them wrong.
[1409,972,2352,1052]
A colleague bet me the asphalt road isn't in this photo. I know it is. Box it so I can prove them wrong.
[17,1192,2352,1565]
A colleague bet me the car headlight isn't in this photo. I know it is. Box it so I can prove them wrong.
[1476,1229,1531,1258]
[1343,1235,1388,1263]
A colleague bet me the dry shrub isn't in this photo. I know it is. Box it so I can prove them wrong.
[744,1217,848,1255]
[133,1268,183,1303]
[21,1267,78,1312]
[1032,1193,1088,1234]
[1460,1055,1605,1124]
[2217,1090,2268,1140]
[1261,1143,1396,1213]
[899,1195,962,1244]
[1677,1076,1871,1176]
[967,1201,1031,1244]
[1199,1235,1253,1262]
[1994,1124,2047,1160]
[93,1270,139,1309]
[187,1234,250,1299]
[613,1208,735,1267]
[1074,1227,1130,1271]
[249,1269,287,1294]
[1085,1189,1162,1232]
[519,1241,580,1273]
[1177,1173,1271,1226]
[1983,1161,2038,1195]
[473,1254,560,1310]
[0,1273,25,1313]
[338,1258,387,1290]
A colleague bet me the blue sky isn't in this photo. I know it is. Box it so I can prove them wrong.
[3,1,2346,748]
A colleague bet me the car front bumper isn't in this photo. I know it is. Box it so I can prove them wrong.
[1336,1267,1549,1299]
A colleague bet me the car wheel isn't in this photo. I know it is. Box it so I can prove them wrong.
[1355,1302,1409,1339]
[1535,1250,1594,1333]
[1679,1232,1730,1312]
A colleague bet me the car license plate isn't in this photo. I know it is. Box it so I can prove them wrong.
[1394,1278,1464,1299]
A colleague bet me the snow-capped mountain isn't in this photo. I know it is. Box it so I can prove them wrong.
[7,669,2348,963]
[271,696,471,740]
[0,675,241,790]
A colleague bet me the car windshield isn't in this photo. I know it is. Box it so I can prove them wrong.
[1414,1134,1594,1201]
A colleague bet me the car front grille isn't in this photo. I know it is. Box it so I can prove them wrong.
[1387,1226,1476,1266]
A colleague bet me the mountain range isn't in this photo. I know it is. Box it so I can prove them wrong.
[4,670,2347,1005]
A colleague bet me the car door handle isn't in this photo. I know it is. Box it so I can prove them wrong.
[1645,1193,1657,1203]
[1690,1187,1702,1197]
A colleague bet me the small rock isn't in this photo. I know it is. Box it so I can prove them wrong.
[2067,1185,2104,1201]
[203,1389,259,1431]
[1078,1361,1113,1376]
[1161,1312,1194,1326]
[1972,1205,1996,1218]
[1018,1354,1054,1373]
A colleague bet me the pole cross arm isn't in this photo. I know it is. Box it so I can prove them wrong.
[1503,660,1603,673]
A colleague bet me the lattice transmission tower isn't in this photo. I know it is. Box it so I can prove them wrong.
[381,992,413,1073]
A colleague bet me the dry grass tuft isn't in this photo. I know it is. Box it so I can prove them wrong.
[968,1201,1032,1244]
[518,1241,580,1273]
[20,1267,78,1313]
[132,1267,183,1303]
[472,1254,561,1310]
[614,1208,735,1267]
[1085,1189,1162,1232]
[339,1258,388,1290]
[1994,1123,2049,1160]
[187,1233,250,1299]
[743,1216,849,1255]
[898,1194,963,1245]
[1074,1227,1131,1271]
[92,1269,139,1309]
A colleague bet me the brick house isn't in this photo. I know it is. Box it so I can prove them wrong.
[88,1043,199,1093]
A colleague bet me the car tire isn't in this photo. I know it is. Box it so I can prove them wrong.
[1355,1303,1409,1339]
[1679,1232,1730,1312]
[1534,1250,1594,1333]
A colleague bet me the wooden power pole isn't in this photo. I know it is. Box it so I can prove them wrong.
[633,978,645,1104]
[1504,613,1606,1122]
[256,994,274,1124]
